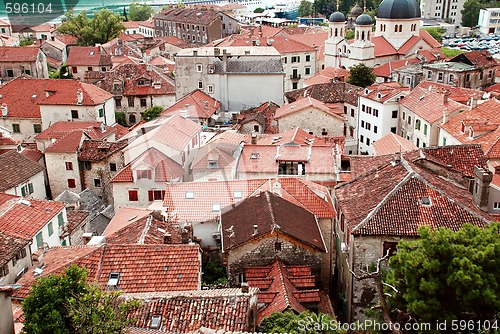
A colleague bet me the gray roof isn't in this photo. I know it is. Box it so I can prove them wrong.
[329,11,345,22]
[54,190,81,204]
[356,13,373,25]
[376,0,421,19]
[214,59,283,74]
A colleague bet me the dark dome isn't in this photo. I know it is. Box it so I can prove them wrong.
[355,13,373,25]
[350,3,363,16]
[329,11,346,22]
[376,0,421,19]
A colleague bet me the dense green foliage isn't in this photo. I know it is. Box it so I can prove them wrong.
[386,223,500,327]
[347,63,376,88]
[202,261,227,286]
[441,47,465,57]
[314,0,382,18]
[345,30,355,40]
[57,9,126,46]
[299,0,314,17]
[422,27,446,42]
[128,2,154,21]
[254,7,265,13]
[19,39,34,46]
[49,64,73,79]
[461,0,481,27]
[115,112,127,126]
[142,106,163,121]
[259,311,344,333]
[23,265,139,334]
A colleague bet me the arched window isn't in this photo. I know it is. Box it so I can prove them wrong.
[380,24,383,31]
[367,31,370,39]
[340,28,343,36]
[394,25,398,32]
[356,31,359,39]
[361,31,365,40]
[335,28,338,36]
[399,24,402,32]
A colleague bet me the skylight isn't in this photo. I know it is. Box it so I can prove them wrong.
[185,191,194,199]
[107,272,120,286]
[150,315,162,329]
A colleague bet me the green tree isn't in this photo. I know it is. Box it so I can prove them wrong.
[142,106,163,121]
[298,0,314,17]
[23,265,140,334]
[202,261,227,286]
[115,112,127,126]
[57,9,126,46]
[441,47,465,57]
[259,311,344,333]
[254,7,265,13]
[461,0,481,27]
[347,63,376,88]
[422,27,446,42]
[386,223,500,327]
[49,63,73,79]
[19,39,34,46]
[345,30,354,40]
[128,2,154,21]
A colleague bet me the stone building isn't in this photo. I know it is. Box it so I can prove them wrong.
[0,46,48,81]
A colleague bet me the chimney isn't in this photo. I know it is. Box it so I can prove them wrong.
[472,165,492,211]
[141,127,146,135]
[442,89,450,104]
[272,181,281,196]
[193,50,198,56]
[181,227,190,243]
[214,47,220,56]
[241,282,249,293]
[253,225,258,235]
[251,132,257,144]
[76,89,83,105]
[82,232,93,245]
[163,232,172,244]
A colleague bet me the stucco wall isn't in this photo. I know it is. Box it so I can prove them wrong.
[0,244,31,285]
[45,152,81,198]
[277,107,344,136]
[4,170,46,200]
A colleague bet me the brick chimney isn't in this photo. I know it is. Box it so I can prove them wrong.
[473,165,493,211]
[163,232,172,244]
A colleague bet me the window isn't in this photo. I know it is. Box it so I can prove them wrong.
[373,109,379,117]
[150,315,162,329]
[87,66,93,71]
[427,71,432,79]
[115,98,122,107]
[392,110,398,118]
[366,123,371,131]
[94,179,101,187]
[129,114,136,123]
[21,186,26,197]
[361,120,365,128]
[402,111,405,120]
[305,67,310,75]
[283,57,287,64]
[366,138,370,145]
[72,66,78,74]
[198,81,203,89]
[36,232,43,249]
[196,64,202,72]
[58,213,63,227]
[391,127,396,134]
[305,54,311,62]
[360,135,364,143]
[28,183,33,194]
[442,137,447,145]
[98,108,104,118]
[140,98,147,107]
[383,241,398,257]
[12,124,20,133]
[374,126,378,133]
[0,264,9,278]
[71,110,79,119]
[275,242,282,252]
[136,170,152,179]
[408,116,412,125]
[148,190,165,201]
[292,82,298,89]
[6,69,13,77]
[416,138,420,147]
[424,124,428,135]
[128,97,135,107]
[48,222,53,236]
[208,85,214,94]
[351,108,354,117]
[65,162,73,170]
[494,202,500,209]
[438,72,443,82]
[415,119,421,130]
[32,123,42,133]
[278,161,305,175]
[128,190,139,201]
[291,56,300,63]
[67,179,76,188]
[110,163,117,172]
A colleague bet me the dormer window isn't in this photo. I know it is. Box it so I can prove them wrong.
[107,272,120,288]
[377,92,382,99]
[208,160,218,168]
[461,122,466,133]
[137,79,150,86]
[250,153,259,160]
[469,128,474,138]
[136,170,152,179]
[365,88,369,95]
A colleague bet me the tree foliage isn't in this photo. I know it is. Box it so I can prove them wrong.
[347,63,376,88]
[57,9,126,46]
[128,2,154,21]
[298,0,314,17]
[441,47,465,57]
[259,311,344,334]
[461,0,481,27]
[19,39,34,46]
[422,27,446,42]
[23,265,140,334]
[49,64,73,79]
[142,106,163,121]
[386,223,500,326]
[253,7,265,13]
[115,112,127,126]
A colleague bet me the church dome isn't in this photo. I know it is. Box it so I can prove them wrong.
[329,11,346,22]
[350,3,363,16]
[376,0,421,19]
[355,13,373,25]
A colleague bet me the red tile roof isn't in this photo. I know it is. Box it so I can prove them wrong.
[373,58,420,77]
[303,67,350,86]
[214,35,316,54]
[420,144,487,178]
[14,243,201,299]
[20,147,43,162]
[221,191,326,252]
[0,46,40,62]
[163,178,334,223]
[112,123,129,140]
[111,147,183,183]
[372,132,416,156]
[400,85,465,123]
[0,194,65,241]
[78,139,126,162]
[275,96,345,120]
[335,152,492,237]
[39,81,113,106]
[66,46,112,66]
[372,36,397,57]
[420,30,442,48]
[362,82,409,103]
[0,150,44,191]
[245,260,321,324]
[45,130,87,153]
[286,81,363,106]
[0,230,30,268]
[127,288,258,333]
[417,81,483,104]
[0,134,19,146]
[162,89,220,119]
[449,50,497,68]
[36,121,115,141]
[240,101,280,134]
[154,7,221,25]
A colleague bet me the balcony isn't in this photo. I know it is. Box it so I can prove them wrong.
[289,74,301,80]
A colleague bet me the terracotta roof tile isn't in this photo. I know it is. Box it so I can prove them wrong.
[45,130,87,153]
[154,7,220,25]
[112,123,130,140]
[66,46,112,66]
[162,89,220,119]
[373,58,420,77]
[419,30,442,48]
[372,36,397,57]
[303,67,350,86]
[78,139,126,162]
[245,260,320,324]
[420,144,487,178]
[221,191,326,251]
[286,81,363,106]
[417,81,483,104]
[373,133,416,156]
[362,82,409,103]
[36,121,115,140]
[0,46,39,62]
[0,150,44,191]
[0,230,30,267]
[127,288,258,332]
[14,244,201,299]
[275,96,344,120]
[66,210,90,233]
[20,148,43,162]
[449,50,497,68]
[0,194,65,240]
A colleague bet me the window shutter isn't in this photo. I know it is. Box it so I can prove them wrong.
[147,170,152,179]
[148,190,154,201]
[136,170,142,179]
[161,190,166,200]
[128,190,138,201]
